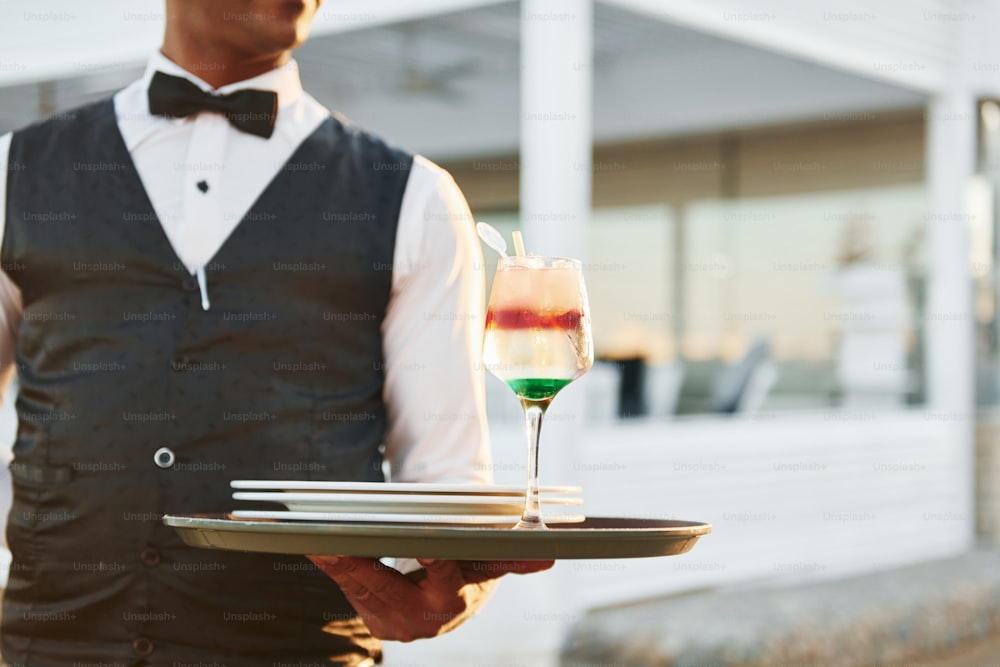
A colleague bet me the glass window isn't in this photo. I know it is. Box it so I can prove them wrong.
[683,185,927,412]
[479,185,928,417]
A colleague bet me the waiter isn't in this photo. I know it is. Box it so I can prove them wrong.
[0,1,550,665]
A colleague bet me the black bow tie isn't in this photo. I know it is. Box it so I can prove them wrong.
[147,71,278,139]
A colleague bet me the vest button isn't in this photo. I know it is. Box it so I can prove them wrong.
[140,547,160,567]
[132,636,154,657]
[182,277,198,291]
[153,447,175,469]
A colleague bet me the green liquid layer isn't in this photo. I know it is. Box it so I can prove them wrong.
[506,378,573,401]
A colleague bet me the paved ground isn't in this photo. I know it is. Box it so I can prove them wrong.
[917,632,1000,667]
[563,547,1000,667]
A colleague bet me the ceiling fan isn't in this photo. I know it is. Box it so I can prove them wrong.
[394,21,479,102]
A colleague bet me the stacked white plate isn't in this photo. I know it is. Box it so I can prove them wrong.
[229,480,586,525]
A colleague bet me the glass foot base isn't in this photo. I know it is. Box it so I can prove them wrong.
[513,516,547,530]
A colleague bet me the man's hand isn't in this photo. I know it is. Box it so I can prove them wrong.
[307,556,554,642]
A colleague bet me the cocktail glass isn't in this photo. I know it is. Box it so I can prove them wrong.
[483,255,593,529]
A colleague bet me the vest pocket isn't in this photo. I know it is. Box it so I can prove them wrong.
[5,470,48,582]
[6,462,75,584]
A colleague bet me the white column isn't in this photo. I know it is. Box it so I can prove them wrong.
[520,0,593,259]
[925,95,976,412]
[924,28,976,546]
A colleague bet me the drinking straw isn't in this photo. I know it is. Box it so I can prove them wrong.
[512,231,526,257]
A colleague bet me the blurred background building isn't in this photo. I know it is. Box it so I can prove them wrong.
[2,0,1000,664]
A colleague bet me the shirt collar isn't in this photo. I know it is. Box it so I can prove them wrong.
[141,51,304,111]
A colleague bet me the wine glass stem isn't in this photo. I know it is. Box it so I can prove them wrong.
[517,400,549,530]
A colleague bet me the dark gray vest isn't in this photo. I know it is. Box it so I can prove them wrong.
[2,98,412,665]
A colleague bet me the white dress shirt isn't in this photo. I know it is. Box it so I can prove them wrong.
[0,52,492,484]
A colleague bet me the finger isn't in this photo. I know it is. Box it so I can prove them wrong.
[317,557,418,610]
[505,559,556,574]
[416,559,466,591]
[307,554,346,575]
[460,559,555,583]
[308,556,380,601]
[307,555,382,579]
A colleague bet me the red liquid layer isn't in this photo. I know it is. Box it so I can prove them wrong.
[486,308,582,330]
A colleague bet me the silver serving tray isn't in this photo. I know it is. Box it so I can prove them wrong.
[164,514,711,560]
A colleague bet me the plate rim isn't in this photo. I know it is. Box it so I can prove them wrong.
[231,491,583,506]
[229,480,582,495]
[228,509,587,524]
